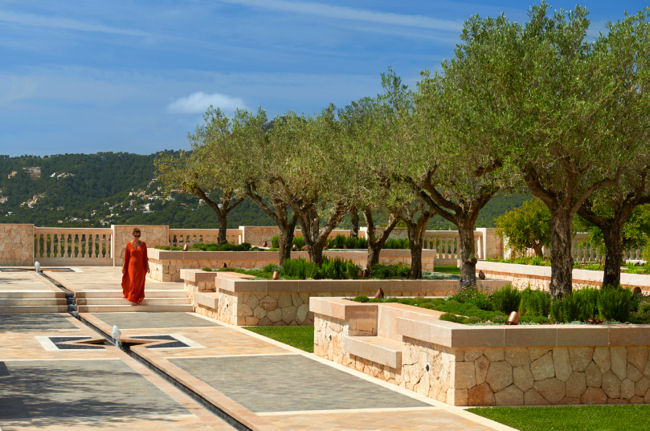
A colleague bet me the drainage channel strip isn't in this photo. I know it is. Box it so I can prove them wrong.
[37,271,253,431]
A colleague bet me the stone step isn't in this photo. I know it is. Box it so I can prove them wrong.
[76,297,191,306]
[75,290,187,298]
[76,304,194,313]
[344,335,403,369]
[0,305,69,313]
[0,298,68,307]
[0,291,66,299]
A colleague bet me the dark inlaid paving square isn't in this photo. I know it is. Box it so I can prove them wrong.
[170,354,426,413]
[48,336,105,350]
[92,312,220,329]
[0,313,77,332]
[131,334,190,349]
[0,359,187,423]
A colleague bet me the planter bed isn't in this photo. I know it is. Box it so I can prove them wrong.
[477,261,650,293]
[310,296,650,407]
[181,269,507,326]
[149,248,436,282]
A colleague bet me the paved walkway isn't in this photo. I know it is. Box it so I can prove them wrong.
[0,267,517,431]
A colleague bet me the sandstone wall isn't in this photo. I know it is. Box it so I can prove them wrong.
[0,224,34,265]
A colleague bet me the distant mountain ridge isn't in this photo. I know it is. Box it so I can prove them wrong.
[0,152,529,229]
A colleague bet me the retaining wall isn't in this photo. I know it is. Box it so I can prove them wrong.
[311,297,650,406]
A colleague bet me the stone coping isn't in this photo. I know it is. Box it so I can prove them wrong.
[151,248,435,260]
[310,297,650,349]
[476,261,650,288]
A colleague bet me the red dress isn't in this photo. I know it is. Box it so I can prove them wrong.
[121,241,148,304]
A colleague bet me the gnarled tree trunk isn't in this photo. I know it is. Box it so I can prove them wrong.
[350,209,360,238]
[549,207,574,297]
[278,221,297,265]
[602,223,624,288]
[364,209,399,269]
[458,221,478,287]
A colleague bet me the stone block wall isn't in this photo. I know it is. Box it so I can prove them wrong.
[0,224,34,265]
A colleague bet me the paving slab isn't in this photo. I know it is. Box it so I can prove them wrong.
[91,312,220,329]
[46,266,182,292]
[0,272,60,292]
[0,314,78,332]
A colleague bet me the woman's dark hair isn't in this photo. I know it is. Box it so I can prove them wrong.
[132,228,141,235]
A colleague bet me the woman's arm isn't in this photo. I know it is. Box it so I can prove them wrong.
[122,244,130,274]
[143,242,150,273]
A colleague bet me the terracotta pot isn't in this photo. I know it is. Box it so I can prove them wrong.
[272,271,279,280]
[183,243,188,251]
[507,311,519,325]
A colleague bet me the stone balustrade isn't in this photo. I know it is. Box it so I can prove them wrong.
[311,297,650,406]
[34,227,113,266]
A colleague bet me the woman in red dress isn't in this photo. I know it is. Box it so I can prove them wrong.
[121,228,149,304]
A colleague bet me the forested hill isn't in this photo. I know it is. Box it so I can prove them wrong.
[0,152,529,229]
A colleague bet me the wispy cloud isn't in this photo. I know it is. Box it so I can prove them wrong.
[167,91,247,114]
[219,0,463,32]
[0,10,150,37]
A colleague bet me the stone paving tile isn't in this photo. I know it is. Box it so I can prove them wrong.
[92,312,221,329]
[0,272,59,292]
[0,313,78,332]
[120,326,288,357]
[46,267,181,292]
[263,408,499,431]
[169,354,427,413]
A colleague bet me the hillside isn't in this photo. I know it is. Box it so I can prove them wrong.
[0,153,529,229]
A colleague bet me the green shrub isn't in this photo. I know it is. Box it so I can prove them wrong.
[370,264,410,279]
[452,287,492,311]
[518,287,551,317]
[201,267,212,272]
[326,235,368,249]
[440,313,466,324]
[573,288,600,321]
[490,285,521,314]
[384,238,410,249]
[353,295,370,303]
[317,258,361,280]
[189,242,252,252]
[280,258,320,279]
[598,286,635,322]
[550,295,580,323]
[271,235,280,249]
[519,315,551,324]
[293,236,306,249]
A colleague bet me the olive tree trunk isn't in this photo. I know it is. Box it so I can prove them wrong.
[458,221,478,287]
[549,208,574,297]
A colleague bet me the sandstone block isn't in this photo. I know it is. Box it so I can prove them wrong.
[621,379,635,399]
[484,349,505,362]
[278,294,292,308]
[513,365,534,392]
[253,306,266,319]
[486,361,513,393]
[566,372,587,399]
[468,382,495,406]
[630,396,644,404]
[238,303,253,317]
[505,349,529,367]
[258,317,271,326]
[560,396,580,404]
[291,293,303,306]
[281,306,297,323]
[495,385,523,406]
[260,296,278,311]
[524,389,547,405]
[586,361,603,388]
[593,347,611,373]
[465,350,482,362]
[626,347,647,372]
[611,347,627,381]
[582,387,607,404]
[635,376,650,396]
[452,388,468,406]
[531,351,555,381]
[553,348,571,382]
[530,348,550,362]
[455,361,477,389]
[296,303,309,323]
[627,363,643,382]
[534,378,565,404]
[475,355,490,384]
[646,389,650,404]
[267,308,282,322]
[243,316,259,326]
[601,371,621,399]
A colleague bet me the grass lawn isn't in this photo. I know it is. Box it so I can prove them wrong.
[469,405,650,431]
[434,265,460,274]
[244,325,314,353]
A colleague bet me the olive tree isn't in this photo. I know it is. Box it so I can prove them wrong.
[507,4,645,296]
[155,107,243,245]
[496,198,551,258]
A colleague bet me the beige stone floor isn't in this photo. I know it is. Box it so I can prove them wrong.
[0,271,60,292]
[0,313,234,431]
[46,266,182,292]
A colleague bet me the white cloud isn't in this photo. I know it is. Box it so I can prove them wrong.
[220,0,463,32]
[0,10,149,37]
[167,91,246,114]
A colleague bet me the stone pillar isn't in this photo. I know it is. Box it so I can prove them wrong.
[481,228,503,260]
[112,225,169,266]
[0,224,34,265]
[239,226,282,246]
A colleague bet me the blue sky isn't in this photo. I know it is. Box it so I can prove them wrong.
[0,0,646,156]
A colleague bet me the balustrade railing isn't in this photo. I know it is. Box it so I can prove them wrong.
[33,227,112,265]
[169,228,241,248]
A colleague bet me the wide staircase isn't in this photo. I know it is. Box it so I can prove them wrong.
[75,288,193,312]
[0,290,69,313]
